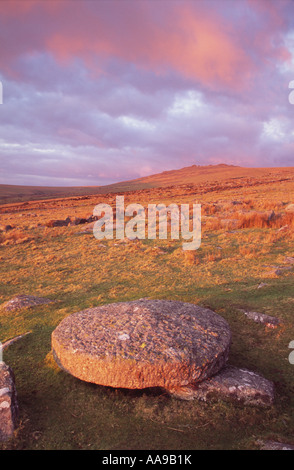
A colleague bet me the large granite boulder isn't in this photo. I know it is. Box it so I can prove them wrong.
[0,363,18,441]
[52,299,231,392]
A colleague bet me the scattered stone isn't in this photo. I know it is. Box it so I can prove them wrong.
[153,246,166,254]
[85,214,95,223]
[257,440,294,450]
[266,210,275,221]
[71,217,88,225]
[44,216,85,227]
[277,225,289,232]
[52,299,231,392]
[65,215,76,225]
[285,203,294,213]
[45,219,69,228]
[257,282,268,289]
[0,363,18,441]
[273,266,292,276]
[168,366,274,407]
[116,237,131,244]
[284,256,294,264]
[86,215,98,223]
[240,309,280,328]
[264,265,293,277]
[1,295,54,312]
[2,332,32,350]
[0,225,13,232]
[79,221,96,233]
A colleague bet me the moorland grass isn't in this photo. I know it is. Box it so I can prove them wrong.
[0,175,293,450]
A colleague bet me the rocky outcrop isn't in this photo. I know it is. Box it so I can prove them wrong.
[45,215,97,228]
[45,218,71,227]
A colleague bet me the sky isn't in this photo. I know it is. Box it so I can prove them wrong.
[0,0,294,187]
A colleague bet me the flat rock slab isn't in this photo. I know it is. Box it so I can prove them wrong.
[1,295,54,312]
[52,299,231,390]
[0,363,18,441]
[2,332,32,350]
[169,366,274,407]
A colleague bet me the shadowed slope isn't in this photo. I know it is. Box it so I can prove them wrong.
[0,164,293,205]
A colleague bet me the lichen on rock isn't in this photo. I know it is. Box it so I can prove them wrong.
[52,299,231,391]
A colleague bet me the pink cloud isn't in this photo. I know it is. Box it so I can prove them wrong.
[2,0,291,91]
[0,0,293,186]
[43,2,256,91]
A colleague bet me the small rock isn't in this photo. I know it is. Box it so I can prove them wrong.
[257,283,268,289]
[285,203,294,213]
[79,221,96,233]
[273,266,292,276]
[0,363,18,441]
[1,295,54,312]
[45,219,68,228]
[242,310,280,328]
[169,366,274,407]
[277,225,289,232]
[285,256,294,264]
[257,440,294,450]
[2,332,32,350]
[0,225,14,232]
[86,215,98,223]
[116,238,131,244]
[74,217,88,225]
[267,210,275,221]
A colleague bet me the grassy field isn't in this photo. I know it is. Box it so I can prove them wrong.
[0,168,293,450]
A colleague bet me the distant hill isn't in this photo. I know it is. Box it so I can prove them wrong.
[0,164,293,205]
